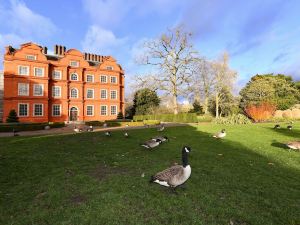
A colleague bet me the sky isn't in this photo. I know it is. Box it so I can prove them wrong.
[0,0,299,94]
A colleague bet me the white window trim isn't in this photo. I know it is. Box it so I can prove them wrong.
[110,90,118,100]
[100,89,107,99]
[52,70,62,80]
[86,88,94,99]
[52,86,61,98]
[100,75,108,83]
[52,104,62,117]
[34,67,44,77]
[26,55,36,60]
[86,74,94,82]
[70,88,79,98]
[18,65,29,76]
[100,105,108,116]
[110,76,118,84]
[18,103,29,117]
[33,103,44,117]
[86,105,94,116]
[70,73,79,81]
[33,84,44,96]
[110,105,118,116]
[70,61,79,67]
[18,83,29,96]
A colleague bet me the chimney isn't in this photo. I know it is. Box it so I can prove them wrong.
[54,45,66,56]
[43,46,48,54]
[54,45,58,55]
[84,53,87,60]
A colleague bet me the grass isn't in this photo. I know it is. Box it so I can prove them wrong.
[0,123,299,225]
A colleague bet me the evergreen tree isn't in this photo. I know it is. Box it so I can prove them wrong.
[117,111,124,119]
[132,88,160,115]
[6,109,19,123]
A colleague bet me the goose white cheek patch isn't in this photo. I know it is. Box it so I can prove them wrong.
[185,147,189,153]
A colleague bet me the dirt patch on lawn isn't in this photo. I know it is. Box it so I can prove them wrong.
[90,163,133,181]
[70,194,87,205]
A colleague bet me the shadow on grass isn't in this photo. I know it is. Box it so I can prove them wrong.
[0,125,300,225]
[264,126,300,139]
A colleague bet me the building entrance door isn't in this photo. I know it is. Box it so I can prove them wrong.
[70,107,78,121]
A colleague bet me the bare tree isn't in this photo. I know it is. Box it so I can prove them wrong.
[135,26,197,114]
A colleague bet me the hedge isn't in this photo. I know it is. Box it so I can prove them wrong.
[0,122,65,132]
[85,120,160,127]
[133,113,198,123]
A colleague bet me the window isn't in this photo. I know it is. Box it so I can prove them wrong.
[110,90,117,100]
[18,83,29,96]
[33,84,44,96]
[52,86,61,98]
[34,67,44,77]
[86,74,94,82]
[110,76,117,84]
[26,55,36,60]
[18,66,29,75]
[100,105,107,115]
[53,70,62,80]
[33,104,43,116]
[100,89,107,99]
[87,89,94,99]
[70,73,78,81]
[100,75,107,83]
[106,66,113,70]
[70,88,78,98]
[18,103,29,116]
[86,105,94,116]
[70,61,79,67]
[110,105,117,115]
[52,104,61,116]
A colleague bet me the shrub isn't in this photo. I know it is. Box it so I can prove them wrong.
[117,112,124,119]
[6,109,19,123]
[133,113,197,123]
[197,115,213,122]
[214,114,252,124]
[282,109,292,119]
[0,122,65,132]
[245,102,276,122]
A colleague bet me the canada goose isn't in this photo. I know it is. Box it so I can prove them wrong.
[157,125,165,132]
[87,125,93,132]
[274,124,280,129]
[287,125,292,130]
[74,126,83,133]
[286,141,300,150]
[152,136,169,143]
[141,139,162,149]
[213,129,226,138]
[124,132,129,138]
[103,123,108,128]
[150,146,192,190]
[105,131,111,136]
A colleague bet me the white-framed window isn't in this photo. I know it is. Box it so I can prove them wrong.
[18,103,29,117]
[110,105,117,115]
[110,90,117,100]
[86,74,94,82]
[100,105,107,115]
[106,66,113,70]
[52,86,61,98]
[87,89,94,99]
[100,75,107,83]
[18,65,29,76]
[86,105,94,116]
[52,104,61,116]
[33,104,43,116]
[26,55,36,60]
[18,83,29,96]
[34,67,44,77]
[33,84,44,96]
[70,61,79,67]
[100,89,107,99]
[70,88,78,98]
[70,73,78,81]
[110,76,117,84]
[52,70,62,80]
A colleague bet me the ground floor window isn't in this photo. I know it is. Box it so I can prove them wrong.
[100,105,107,115]
[33,104,43,116]
[86,105,94,116]
[52,104,61,116]
[18,103,29,116]
[110,105,117,115]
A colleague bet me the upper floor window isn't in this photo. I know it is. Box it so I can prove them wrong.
[70,73,78,81]
[110,90,117,100]
[33,84,44,96]
[34,67,44,77]
[53,70,62,80]
[18,83,29,96]
[33,104,43,116]
[87,89,94,99]
[70,88,78,98]
[18,103,29,117]
[52,86,61,98]
[86,74,94,82]
[106,66,113,70]
[100,89,107,99]
[18,65,29,76]
[110,76,117,84]
[70,61,79,67]
[26,55,36,60]
[100,75,107,83]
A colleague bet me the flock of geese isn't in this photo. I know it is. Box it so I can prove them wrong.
[273,123,300,150]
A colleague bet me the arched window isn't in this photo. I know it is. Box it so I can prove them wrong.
[70,88,78,98]
[71,73,78,81]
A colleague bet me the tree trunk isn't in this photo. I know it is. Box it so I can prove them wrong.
[173,95,178,115]
[203,95,208,114]
[215,93,219,118]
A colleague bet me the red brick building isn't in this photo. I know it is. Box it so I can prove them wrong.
[2,42,125,123]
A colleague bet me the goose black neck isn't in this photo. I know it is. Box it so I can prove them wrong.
[182,151,189,167]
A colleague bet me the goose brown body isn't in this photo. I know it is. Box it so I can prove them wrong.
[286,141,300,150]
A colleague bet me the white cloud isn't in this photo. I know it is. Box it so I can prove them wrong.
[81,25,127,55]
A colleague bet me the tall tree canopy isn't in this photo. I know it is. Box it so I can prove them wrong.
[240,74,300,110]
[132,88,160,115]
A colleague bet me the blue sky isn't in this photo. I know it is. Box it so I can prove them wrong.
[0,0,299,93]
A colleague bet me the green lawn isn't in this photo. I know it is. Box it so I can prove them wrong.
[0,123,299,225]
